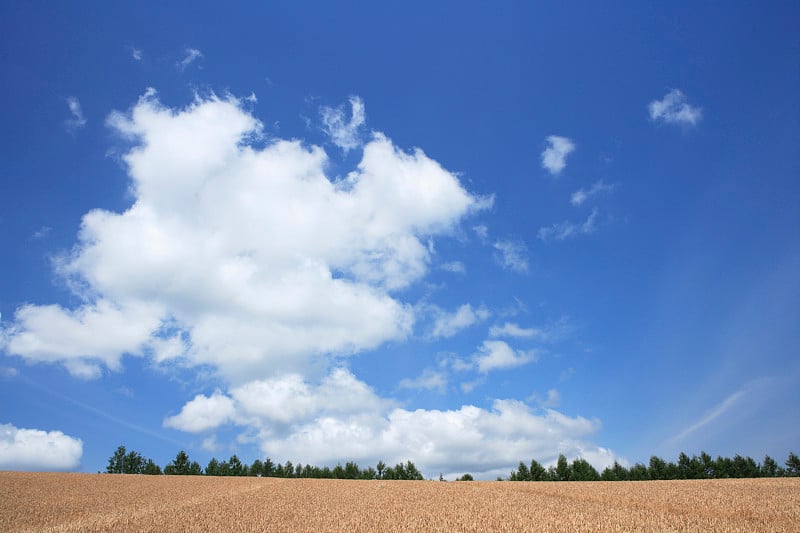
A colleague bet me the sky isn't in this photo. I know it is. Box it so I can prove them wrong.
[1,2,798,479]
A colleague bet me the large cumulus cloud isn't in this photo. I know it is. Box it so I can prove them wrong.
[3,91,486,382]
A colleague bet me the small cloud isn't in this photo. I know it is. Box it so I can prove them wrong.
[493,240,528,272]
[430,304,490,339]
[488,322,538,338]
[474,340,536,373]
[543,389,561,407]
[115,386,134,398]
[538,208,598,242]
[177,48,203,71]
[570,180,615,206]
[32,226,52,240]
[398,369,447,393]
[130,47,142,61]
[649,89,702,126]
[440,261,466,274]
[473,224,489,243]
[529,389,561,408]
[64,97,86,133]
[559,367,575,382]
[460,378,484,393]
[201,434,221,452]
[541,135,575,175]
[320,96,366,153]
[0,367,18,378]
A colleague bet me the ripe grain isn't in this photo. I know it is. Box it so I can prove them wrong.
[1,473,798,532]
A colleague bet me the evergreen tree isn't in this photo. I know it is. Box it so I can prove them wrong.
[106,445,127,474]
[142,459,162,475]
[761,455,780,477]
[250,459,264,477]
[164,450,192,475]
[785,452,800,476]
[571,458,600,481]
[205,458,220,476]
[555,454,571,481]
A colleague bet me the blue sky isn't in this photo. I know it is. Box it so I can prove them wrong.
[1,2,798,478]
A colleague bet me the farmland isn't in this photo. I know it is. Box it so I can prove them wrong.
[1,472,798,532]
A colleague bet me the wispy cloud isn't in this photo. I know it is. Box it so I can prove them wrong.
[493,240,528,272]
[440,261,466,274]
[541,135,575,175]
[538,208,598,241]
[320,96,366,153]
[32,226,52,240]
[489,322,538,338]
[177,48,203,71]
[649,89,702,126]
[571,180,615,206]
[398,369,447,393]
[667,386,749,446]
[130,47,142,61]
[429,304,490,339]
[64,97,86,133]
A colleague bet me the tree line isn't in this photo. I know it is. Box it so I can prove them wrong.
[105,446,423,480]
[509,451,800,481]
[106,445,799,481]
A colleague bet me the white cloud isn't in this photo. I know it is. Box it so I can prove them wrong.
[473,340,536,373]
[163,390,236,433]
[537,208,598,242]
[0,423,82,471]
[430,304,490,339]
[4,300,163,379]
[530,389,561,408]
[65,97,86,132]
[473,224,488,242]
[570,180,615,206]
[493,240,528,272]
[649,89,702,126]
[440,261,466,274]
[488,322,538,338]
[165,370,618,478]
[398,369,447,392]
[2,91,486,383]
[541,135,575,175]
[131,47,142,61]
[320,96,366,153]
[177,48,203,71]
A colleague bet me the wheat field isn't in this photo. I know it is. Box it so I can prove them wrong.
[1,472,798,532]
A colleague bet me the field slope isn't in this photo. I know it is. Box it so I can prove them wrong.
[1,472,798,532]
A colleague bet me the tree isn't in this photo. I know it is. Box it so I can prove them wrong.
[105,445,147,474]
[530,459,548,481]
[376,460,386,479]
[229,454,245,476]
[106,445,128,474]
[143,459,162,475]
[556,454,571,481]
[205,458,220,476]
[263,458,274,477]
[648,456,667,480]
[786,452,800,477]
[761,455,781,477]
[250,459,263,477]
[164,450,191,475]
[571,458,599,481]
[456,473,474,481]
[511,461,530,481]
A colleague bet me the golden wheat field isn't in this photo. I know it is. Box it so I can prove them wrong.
[1,472,798,532]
